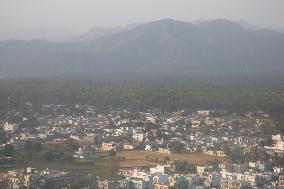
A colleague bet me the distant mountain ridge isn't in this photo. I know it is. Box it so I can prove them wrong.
[0,19,284,78]
[69,23,143,42]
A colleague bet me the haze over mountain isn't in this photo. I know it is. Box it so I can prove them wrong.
[0,19,284,78]
[0,28,80,42]
[69,23,142,42]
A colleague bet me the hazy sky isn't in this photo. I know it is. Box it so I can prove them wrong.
[0,0,284,40]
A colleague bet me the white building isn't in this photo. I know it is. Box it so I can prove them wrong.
[150,165,171,175]
[133,133,145,142]
[221,169,259,187]
[3,122,19,133]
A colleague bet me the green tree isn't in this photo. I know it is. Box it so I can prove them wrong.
[4,144,15,157]
[168,141,185,153]
[108,149,116,157]
[44,151,54,162]
[0,127,7,144]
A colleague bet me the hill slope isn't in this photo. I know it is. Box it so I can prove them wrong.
[0,19,284,78]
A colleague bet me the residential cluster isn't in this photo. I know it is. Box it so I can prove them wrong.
[1,104,284,189]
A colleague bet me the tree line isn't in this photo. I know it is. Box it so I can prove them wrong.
[0,74,283,128]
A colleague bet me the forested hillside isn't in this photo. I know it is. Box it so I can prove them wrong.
[0,74,283,114]
[1,19,284,78]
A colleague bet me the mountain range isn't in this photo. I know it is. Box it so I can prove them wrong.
[0,19,284,78]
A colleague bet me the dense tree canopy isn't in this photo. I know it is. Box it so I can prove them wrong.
[0,73,283,129]
[0,127,7,144]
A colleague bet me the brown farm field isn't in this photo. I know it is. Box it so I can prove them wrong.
[116,150,226,168]
[0,151,226,178]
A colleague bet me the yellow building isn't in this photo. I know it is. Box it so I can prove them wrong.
[123,144,134,150]
[158,148,171,154]
[102,142,115,151]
